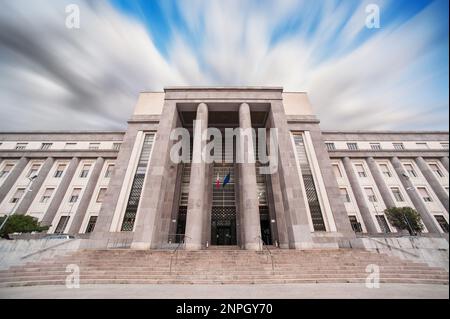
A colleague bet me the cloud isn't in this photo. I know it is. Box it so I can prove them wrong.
[0,0,448,131]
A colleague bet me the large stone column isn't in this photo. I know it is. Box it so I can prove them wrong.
[0,157,28,204]
[184,103,208,250]
[391,157,440,233]
[68,157,104,234]
[238,103,262,250]
[41,157,79,227]
[342,157,378,233]
[366,157,395,209]
[440,157,449,173]
[415,157,449,213]
[16,157,55,215]
[268,101,313,249]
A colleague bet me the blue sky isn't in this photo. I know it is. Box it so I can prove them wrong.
[0,0,448,130]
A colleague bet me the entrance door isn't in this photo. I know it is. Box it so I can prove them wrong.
[216,226,232,245]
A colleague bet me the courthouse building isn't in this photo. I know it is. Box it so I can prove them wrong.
[0,87,448,250]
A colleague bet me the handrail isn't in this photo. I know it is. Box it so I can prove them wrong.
[21,238,76,259]
[255,236,275,274]
[169,235,191,275]
[359,236,420,257]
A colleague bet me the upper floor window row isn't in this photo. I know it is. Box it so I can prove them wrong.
[323,141,449,151]
[0,142,123,151]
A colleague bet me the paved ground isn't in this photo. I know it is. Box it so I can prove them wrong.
[0,283,448,299]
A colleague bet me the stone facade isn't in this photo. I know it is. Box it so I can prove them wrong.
[0,87,448,251]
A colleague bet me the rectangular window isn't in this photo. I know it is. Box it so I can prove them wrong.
[80,164,91,178]
[376,215,391,233]
[364,187,377,202]
[347,143,358,150]
[40,188,54,203]
[113,143,121,151]
[0,164,14,178]
[440,143,449,149]
[416,142,428,149]
[85,216,98,233]
[340,188,351,203]
[332,164,342,178]
[10,188,25,203]
[89,143,100,150]
[403,163,417,178]
[105,164,114,178]
[393,143,405,150]
[40,143,53,150]
[54,164,67,178]
[96,188,107,203]
[370,143,381,150]
[391,187,404,202]
[15,143,27,150]
[429,163,444,178]
[27,164,41,178]
[54,216,69,234]
[418,187,432,202]
[325,143,336,151]
[348,216,362,232]
[355,164,367,178]
[69,188,81,203]
[434,215,449,233]
[379,163,392,178]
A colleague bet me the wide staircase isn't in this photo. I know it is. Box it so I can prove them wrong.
[0,248,448,287]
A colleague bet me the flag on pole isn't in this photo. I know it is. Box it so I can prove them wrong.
[215,173,220,189]
[222,171,231,187]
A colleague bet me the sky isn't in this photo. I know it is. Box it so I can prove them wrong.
[0,0,448,131]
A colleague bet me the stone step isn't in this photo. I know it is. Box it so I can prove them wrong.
[0,277,448,288]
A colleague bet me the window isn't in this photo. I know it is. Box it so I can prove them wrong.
[340,188,351,202]
[379,164,392,178]
[54,164,66,178]
[403,163,417,178]
[349,216,362,232]
[80,164,91,178]
[391,187,404,202]
[393,143,405,150]
[370,143,381,150]
[40,143,52,150]
[429,163,444,178]
[96,188,107,203]
[376,215,391,233]
[355,164,367,178]
[15,143,27,150]
[89,143,100,150]
[325,143,336,151]
[10,188,25,203]
[418,187,432,202]
[416,142,428,149]
[113,143,121,151]
[40,188,54,203]
[434,215,449,233]
[446,187,449,194]
[85,216,97,233]
[105,164,115,178]
[69,188,81,203]
[441,143,449,149]
[0,164,14,178]
[27,164,41,178]
[347,143,358,150]
[65,142,77,149]
[54,216,69,234]
[332,164,342,178]
[364,187,377,202]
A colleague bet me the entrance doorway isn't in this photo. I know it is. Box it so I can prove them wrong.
[211,207,237,245]
[259,206,273,245]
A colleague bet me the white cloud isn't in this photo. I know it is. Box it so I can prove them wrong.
[0,0,447,131]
